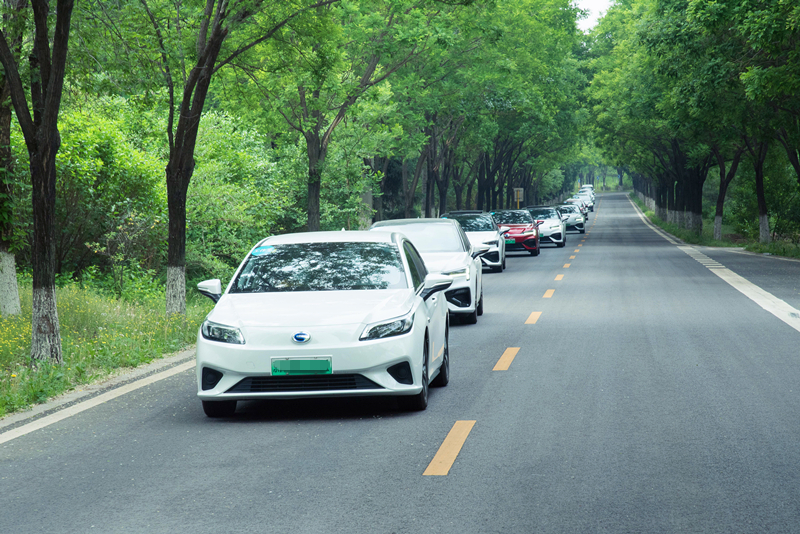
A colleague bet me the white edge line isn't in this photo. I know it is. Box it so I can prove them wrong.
[626,196,680,244]
[677,245,800,335]
[0,360,195,445]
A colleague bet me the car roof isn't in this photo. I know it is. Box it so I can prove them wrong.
[371,218,459,228]
[443,210,485,215]
[262,230,396,246]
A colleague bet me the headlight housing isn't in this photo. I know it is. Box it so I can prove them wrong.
[201,320,245,344]
[443,267,470,281]
[360,312,415,341]
[483,239,499,246]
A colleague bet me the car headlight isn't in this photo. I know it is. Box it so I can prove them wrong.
[549,225,560,230]
[483,239,498,246]
[443,267,470,281]
[360,312,415,341]
[201,320,245,344]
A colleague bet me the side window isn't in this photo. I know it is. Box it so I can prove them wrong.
[403,242,424,290]
[404,242,428,290]
[458,226,471,252]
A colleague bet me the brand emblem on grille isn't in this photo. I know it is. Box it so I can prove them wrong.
[292,331,311,344]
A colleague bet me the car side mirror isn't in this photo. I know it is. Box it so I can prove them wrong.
[534,221,543,228]
[471,244,491,258]
[420,274,453,301]
[499,226,510,234]
[197,279,222,303]
[561,214,569,221]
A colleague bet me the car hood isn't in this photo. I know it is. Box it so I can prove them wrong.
[504,224,536,233]
[465,231,499,245]
[209,289,416,328]
[419,251,471,274]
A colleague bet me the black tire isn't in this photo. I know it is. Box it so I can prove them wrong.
[202,400,237,418]
[530,247,539,256]
[556,240,565,248]
[502,255,506,269]
[492,264,502,273]
[476,288,484,316]
[462,308,478,324]
[580,228,585,234]
[431,326,449,387]
[402,339,429,411]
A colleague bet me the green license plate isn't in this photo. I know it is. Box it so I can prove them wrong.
[272,358,332,376]
[505,238,515,244]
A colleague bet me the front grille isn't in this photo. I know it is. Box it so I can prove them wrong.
[483,251,499,263]
[227,374,383,393]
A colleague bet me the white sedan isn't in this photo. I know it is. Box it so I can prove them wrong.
[370,218,488,324]
[195,231,453,417]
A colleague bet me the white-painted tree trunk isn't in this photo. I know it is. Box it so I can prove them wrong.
[0,249,21,315]
[655,205,666,221]
[714,215,722,241]
[668,209,677,224]
[759,214,771,243]
[166,265,186,316]
[687,212,702,234]
[31,286,62,364]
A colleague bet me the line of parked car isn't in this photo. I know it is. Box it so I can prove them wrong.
[192,187,595,418]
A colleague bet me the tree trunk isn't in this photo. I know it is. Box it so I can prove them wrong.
[0,244,20,316]
[305,131,324,231]
[29,144,63,365]
[165,164,190,316]
[745,138,770,243]
[0,81,20,316]
[712,146,743,240]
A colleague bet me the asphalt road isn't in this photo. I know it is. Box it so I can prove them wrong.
[3,192,800,533]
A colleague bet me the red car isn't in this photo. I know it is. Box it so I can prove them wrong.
[491,210,541,256]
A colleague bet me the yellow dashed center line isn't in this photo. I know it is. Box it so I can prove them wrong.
[525,311,542,324]
[543,289,555,298]
[578,244,583,247]
[564,263,571,268]
[493,347,520,371]
[574,249,580,252]
[423,420,476,476]
[569,255,576,259]
[555,274,564,281]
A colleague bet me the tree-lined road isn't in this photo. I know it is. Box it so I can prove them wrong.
[3,192,800,533]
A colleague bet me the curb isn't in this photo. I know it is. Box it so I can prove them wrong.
[0,347,196,434]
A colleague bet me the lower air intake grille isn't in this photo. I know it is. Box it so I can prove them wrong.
[227,374,383,393]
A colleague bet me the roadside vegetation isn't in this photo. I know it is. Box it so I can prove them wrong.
[0,277,212,417]
[630,194,800,259]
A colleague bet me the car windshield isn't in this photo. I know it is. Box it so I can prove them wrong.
[528,208,558,219]
[492,211,533,225]
[376,223,464,253]
[230,242,408,293]
[559,205,577,213]
[447,215,495,232]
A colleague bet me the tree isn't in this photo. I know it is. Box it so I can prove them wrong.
[0,0,74,363]
[81,0,340,315]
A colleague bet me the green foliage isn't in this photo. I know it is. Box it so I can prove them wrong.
[0,278,212,416]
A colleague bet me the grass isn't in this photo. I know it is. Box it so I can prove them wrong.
[629,193,800,259]
[0,282,213,417]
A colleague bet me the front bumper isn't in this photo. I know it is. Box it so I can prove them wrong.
[505,236,538,252]
[539,229,564,244]
[479,247,502,268]
[444,277,476,314]
[196,322,428,401]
